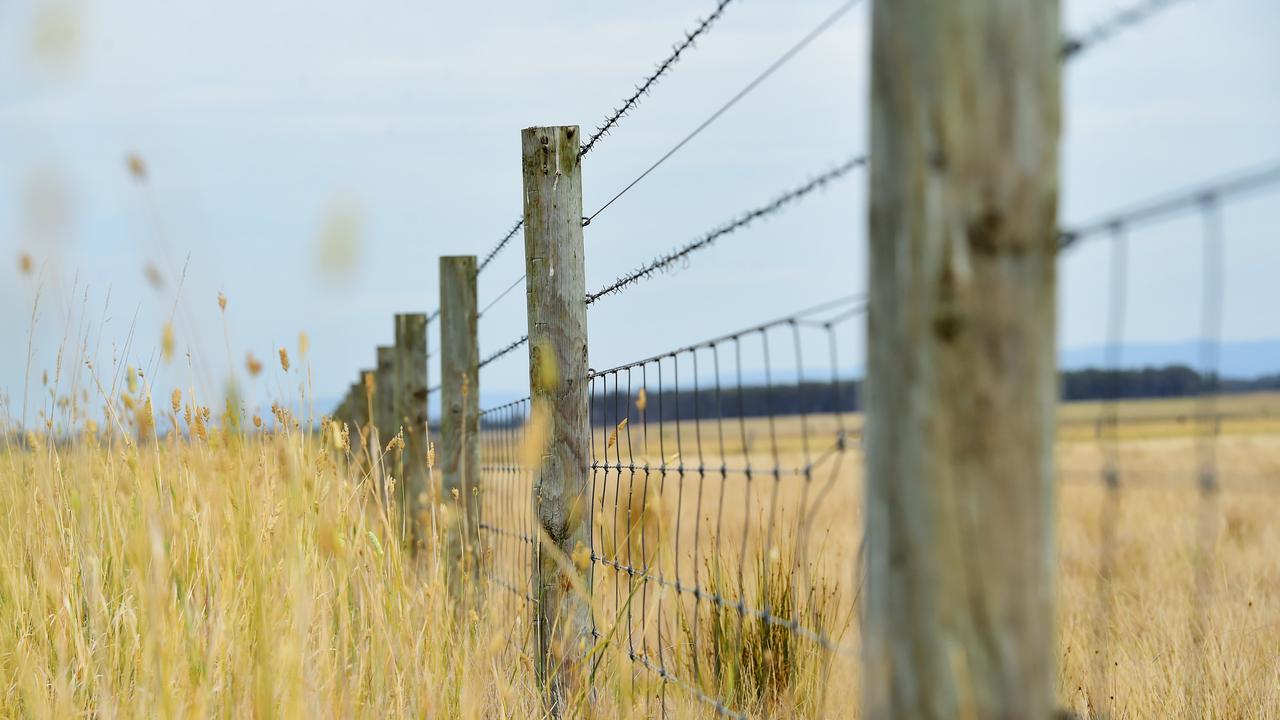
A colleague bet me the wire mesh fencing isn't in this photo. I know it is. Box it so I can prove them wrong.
[474,297,865,717]
[1057,162,1280,717]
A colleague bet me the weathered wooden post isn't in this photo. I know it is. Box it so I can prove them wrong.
[521,125,592,713]
[374,346,395,444]
[394,313,430,547]
[353,377,371,433]
[863,2,1061,718]
[358,370,375,472]
[372,348,395,496]
[439,258,480,582]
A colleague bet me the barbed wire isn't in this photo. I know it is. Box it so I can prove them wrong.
[1060,159,1280,250]
[1062,0,1194,59]
[479,335,529,370]
[582,0,864,227]
[477,218,526,275]
[586,155,865,304]
[474,2,741,276]
[579,0,738,159]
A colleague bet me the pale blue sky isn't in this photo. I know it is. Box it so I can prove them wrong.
[2,0,1278,424]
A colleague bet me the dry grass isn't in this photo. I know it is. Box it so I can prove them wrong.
[1,392,1277,718]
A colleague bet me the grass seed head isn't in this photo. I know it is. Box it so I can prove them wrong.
[126,152,147,181]
[161,322,175,363]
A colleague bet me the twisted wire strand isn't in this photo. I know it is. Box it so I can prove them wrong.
[579,0,738,159]
[478,218,525,275]
[479,335,530,370]
[1062,0,1194,59]
[586,156,866,304]
[1059,159,1280,250]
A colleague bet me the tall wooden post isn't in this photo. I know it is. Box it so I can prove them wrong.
[439,257,480,582]
[358,370,375,473]
[395,313,430,547]
[353,377,371,433]
[521,125,591,713]
[864,3,1061,718]
[375,346,396,440]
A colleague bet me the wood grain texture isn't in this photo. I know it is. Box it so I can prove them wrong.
[864,2,1061,718]
[521,125,592,714]
[439,258,480,579]
[394,312,430,549]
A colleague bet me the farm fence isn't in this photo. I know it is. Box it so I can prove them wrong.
[328,0,1280,716]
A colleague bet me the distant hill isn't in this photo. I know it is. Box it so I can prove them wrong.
[1059,339,1279,378]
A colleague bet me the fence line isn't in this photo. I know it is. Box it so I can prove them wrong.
[336,0,1204,437]
[318,0,1280,715]
[1062,0,1194,59]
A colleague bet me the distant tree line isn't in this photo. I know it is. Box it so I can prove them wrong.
[1061,366,1280,400]
[565,365,1279,427]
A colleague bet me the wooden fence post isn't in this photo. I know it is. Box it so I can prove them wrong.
[521,124,592,713]
[439,257,480,584]
[395,312,430,548]
[864,2,1060,718]
[374,347,396,493]
[358,369,375,471]
[374,346,395,441]
[353,377,370,432]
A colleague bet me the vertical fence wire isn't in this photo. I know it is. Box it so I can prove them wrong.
[586,298,862,717]
[477,399,539,655]
[1188,195,1225,717]
[1091,223,1128,716]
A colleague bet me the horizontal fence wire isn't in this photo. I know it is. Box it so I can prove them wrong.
[579,0,738,159]
[478,273,525,319]
[479,335,529,370]
[586,156,866,304]
[478,219,525,274]
[1062,0,1194,59]
[586,296,863,717]
[1059,159,1280,250]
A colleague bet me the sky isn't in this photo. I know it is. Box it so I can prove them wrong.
[1,0,1278,426]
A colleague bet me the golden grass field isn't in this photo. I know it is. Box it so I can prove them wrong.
[1,391,1277,718]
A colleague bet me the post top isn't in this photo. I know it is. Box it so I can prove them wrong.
[522,125,579,134]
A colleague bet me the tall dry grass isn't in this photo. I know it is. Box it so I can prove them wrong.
[2,377,1278,717]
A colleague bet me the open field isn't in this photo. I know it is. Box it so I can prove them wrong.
[1,393,1277,717]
